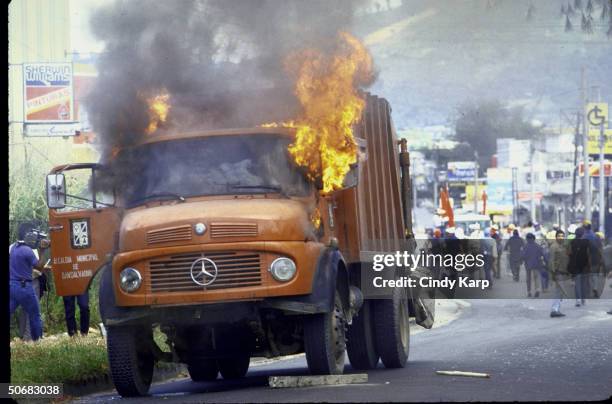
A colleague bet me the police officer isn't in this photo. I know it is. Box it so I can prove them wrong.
[9,227,50,341]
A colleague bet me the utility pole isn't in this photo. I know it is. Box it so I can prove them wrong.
[473,151,479,214]
[530,141,536,222]
[581,66,591,223]
[571,112,580,222]
[512,167,518,225]
[599,122,605,233]
[433,147,438,210]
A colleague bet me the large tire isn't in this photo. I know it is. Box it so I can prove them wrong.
[304,292,347,375]
[218,356,250,379]
[373,287,410,369]
[347,300,379,370]
[107,325,154,397]
[187,359,218,381]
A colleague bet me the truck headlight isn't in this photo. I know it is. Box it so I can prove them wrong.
[269,257,296,282]
[119,267,142,293]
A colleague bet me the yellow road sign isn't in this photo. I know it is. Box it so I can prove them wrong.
[586,103,610,155]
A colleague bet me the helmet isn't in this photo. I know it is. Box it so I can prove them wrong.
[567,224,577,234]
[595,231,604,239]
[508,224,516,230]
[582,219,591,226]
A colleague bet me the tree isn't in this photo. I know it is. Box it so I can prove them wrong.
[452,99,542,173]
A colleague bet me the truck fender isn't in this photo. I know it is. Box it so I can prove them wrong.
[98,265,136,324]
[259,248,350,315]
[312,248,350,314]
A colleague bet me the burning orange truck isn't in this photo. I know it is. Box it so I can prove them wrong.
[45,93,434,397]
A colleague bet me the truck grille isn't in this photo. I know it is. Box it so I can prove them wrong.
[147,225,192,245]
[210,222,258,238]
[149,251,262,293]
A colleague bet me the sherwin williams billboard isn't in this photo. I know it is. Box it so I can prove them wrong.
[24,63,74,122]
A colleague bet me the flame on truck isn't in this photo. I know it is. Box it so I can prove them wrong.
[145,90,171,134]
[265,32,374,193]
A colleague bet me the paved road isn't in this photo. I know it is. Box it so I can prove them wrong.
[80,278,612,402]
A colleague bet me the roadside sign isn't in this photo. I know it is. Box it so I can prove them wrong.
[447,161,476,182]
[587,128,612,155]
[586,103,608,128]
[25,123,79,137]
[23,63,74,123]
[579,161,612,177]
[486,168,513,215]
[586,103,610,155]
[518,192,543,202]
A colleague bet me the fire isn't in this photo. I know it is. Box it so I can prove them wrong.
[145,91,170,134]
[267,32,374,193]
[310,207,322,229]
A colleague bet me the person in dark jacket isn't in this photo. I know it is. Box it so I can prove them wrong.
[569,227,591,307]
[521,233,546,297]
[582,221,603,297]
[504,229,524,282]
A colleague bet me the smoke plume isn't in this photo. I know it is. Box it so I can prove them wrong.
[86,0,366,165]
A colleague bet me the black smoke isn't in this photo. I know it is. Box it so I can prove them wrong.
[86,0,366,164]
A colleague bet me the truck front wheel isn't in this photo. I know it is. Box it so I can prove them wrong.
[304,291,347,375]
[107,325,154,397]
[373,287,410,368]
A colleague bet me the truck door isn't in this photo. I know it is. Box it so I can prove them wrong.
[46,164,121,296]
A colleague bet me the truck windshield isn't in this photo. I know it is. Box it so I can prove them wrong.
[119,134,311,207]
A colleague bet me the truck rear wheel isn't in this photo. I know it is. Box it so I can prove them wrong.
[107,325,154,397]
[187,359,218,381]
[373,287,410,368]
[347,300,379,370]
[304,292,347,375]
[218,356,250,379]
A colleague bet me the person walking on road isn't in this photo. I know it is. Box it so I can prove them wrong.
[568,227,591,307]
[491,226,502,279]
[549,230,571,317]
[505,229,524,282]
[582,221,603,298]
[522,233,546,298]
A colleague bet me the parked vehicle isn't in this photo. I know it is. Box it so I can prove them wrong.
[45,93,434,397]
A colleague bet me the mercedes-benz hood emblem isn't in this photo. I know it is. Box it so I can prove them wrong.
[190,257,218,286]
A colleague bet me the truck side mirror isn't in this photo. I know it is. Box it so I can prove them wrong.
[46,173,66,209]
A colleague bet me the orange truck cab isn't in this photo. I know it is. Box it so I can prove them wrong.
[45,94,434,397]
